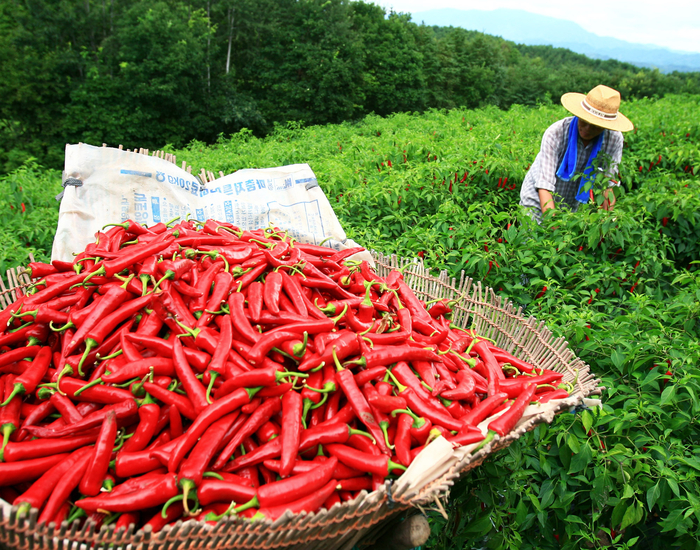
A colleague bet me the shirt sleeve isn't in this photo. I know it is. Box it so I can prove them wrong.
[534,120,566,192]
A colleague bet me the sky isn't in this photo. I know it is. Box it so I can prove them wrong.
[371,0,700,54]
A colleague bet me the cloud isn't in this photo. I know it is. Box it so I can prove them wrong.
[373,0,700,53]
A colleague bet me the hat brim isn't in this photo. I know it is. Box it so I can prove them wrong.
[561,92,634,132]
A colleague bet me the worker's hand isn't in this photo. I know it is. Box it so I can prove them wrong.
[601,188,616,211]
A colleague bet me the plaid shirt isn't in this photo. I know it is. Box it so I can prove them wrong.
[520,117,623,221]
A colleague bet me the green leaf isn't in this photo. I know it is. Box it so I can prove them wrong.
[581,410,593,434]
[569,442,592,474]
[611,349,626,372]
[619,500,644,530]
[462,512,493,536]
[515,499,528,524]
[567,433,581,454]
[647,481,661,511]
[611,500,628,529]
[527,492,542,512]
[666,476,680,497]
[659,384,676,407]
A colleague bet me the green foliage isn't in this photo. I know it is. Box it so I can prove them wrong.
[0,163,62,273]
[2,95,700,548]
[2,0,700,172]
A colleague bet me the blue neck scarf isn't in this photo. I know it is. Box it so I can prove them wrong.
[556,117,605,203]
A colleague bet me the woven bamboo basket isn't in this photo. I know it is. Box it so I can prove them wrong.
[0,250,601,550]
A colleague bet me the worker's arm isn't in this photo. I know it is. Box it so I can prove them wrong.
[538,189,555,214]
[601,188,616,211]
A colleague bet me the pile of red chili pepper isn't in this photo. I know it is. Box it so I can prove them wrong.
[0,218,572,532]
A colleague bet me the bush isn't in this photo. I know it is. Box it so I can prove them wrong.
[0,163,62,274]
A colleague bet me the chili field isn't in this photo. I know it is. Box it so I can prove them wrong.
[1,94,700,549]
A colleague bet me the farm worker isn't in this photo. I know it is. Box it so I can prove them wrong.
[519,85,634,223]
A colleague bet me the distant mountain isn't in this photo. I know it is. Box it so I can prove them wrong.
[411,8,700,73]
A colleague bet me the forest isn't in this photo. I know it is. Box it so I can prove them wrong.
[1,0,700,173]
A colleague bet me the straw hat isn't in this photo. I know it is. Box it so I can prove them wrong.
[561,85,634,132]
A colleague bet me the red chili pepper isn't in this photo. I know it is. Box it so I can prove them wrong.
[366,391,407,414]
[255,478,338,521]
[24,399,137,439]
[279,391,303,477]
[335,361,391,455]
[246,281,264,323]
[23,274,86,307]
[154,259,196,289]
[498,372,563,398]
[0,346,52,406]
[0,346,41,369]
[14,446,93,515]
[298,331,359,372]
[234,456,338,513]
[461,392,509,426]
[113,434,171,478]
[279,270,307,317]
[37,446,93,524]
[63,283,133,357]
[264,456,362,480]
[440,368,477,401]
[262,271,283,315]
[213,397,282,470]
[446,425,485,446]
[49,392,83,424]
[246,330,306,366]
[488,348,535,374]
[121,395,160,453]
[102,357,175,384]
[0,454,70,489]
[85,236,177,280]
[141,382,196,421]
[391,362,441,405]
[79,410,118,496]
[171,336,208,413]
[167,386,259,473]
[78,294,155,364]
[125,333,209,373]
[196,271,233,328]
[4,431,97,463]
[483,383,537,439]
[154,287,197,330]
[353,366,387,387]
[186,261,223,314]
[77,472,179,513]
[394,413,414,466]
[325,444,404,477]
[197,478,257,506]
[534,388,570,403]
[0,323,48,348]
[57,376,135,404]
[0,375,21,460]
[355,345,440,370]
[227,292,259,344]
[177,411,240,512]
[214,367,298,399]
[472,339,505,396]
